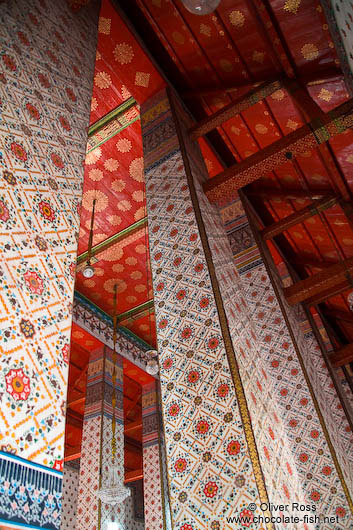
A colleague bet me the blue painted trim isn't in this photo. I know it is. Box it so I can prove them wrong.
[0,519,53,530]
[0,451,62,477]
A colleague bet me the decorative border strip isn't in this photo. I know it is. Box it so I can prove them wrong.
[0,453,62,530]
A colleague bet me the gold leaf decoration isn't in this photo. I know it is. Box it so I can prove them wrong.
[229,10,245,28]
[284,0,301,14]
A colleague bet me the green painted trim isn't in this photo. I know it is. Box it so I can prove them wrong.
[86,116,139,153]
[74,290,153,349]
[118,299,154,323]
[77,217,147,264]
[88,97,137,136]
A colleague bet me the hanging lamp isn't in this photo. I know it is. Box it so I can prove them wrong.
[96,284,131,506]
[181,0,220,15]
[82,198,96,278]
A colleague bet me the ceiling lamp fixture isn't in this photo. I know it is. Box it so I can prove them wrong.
[97,285,131,506]
[181,0,221,15]
[145,349,159,375]
[82,198,96,278]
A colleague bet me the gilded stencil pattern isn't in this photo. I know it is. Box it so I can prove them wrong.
[0,0,97,467]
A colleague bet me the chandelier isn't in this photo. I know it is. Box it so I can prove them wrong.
[96,284,131,506]
[181,0,221,15]
[82,198,96,278]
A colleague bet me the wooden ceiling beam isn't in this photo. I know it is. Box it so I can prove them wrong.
[284,257,353,305]
[247,188,332,201]
[329,343,353,367]
[261,195,338,240]
[291,256,337,269]
[124,469,143,483]
[64,452,81,462]
[67,397,86,408]
[118,299,154,324]
[189,79,282,140]
[303,281,349,307]
[182,67,342,99]
[204,99,353,204]
[124,420,142,434]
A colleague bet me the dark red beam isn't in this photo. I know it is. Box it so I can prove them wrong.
[330,344,353,367]
[204,99,353,204]
[284,257,353,305]
[261,195,337,240]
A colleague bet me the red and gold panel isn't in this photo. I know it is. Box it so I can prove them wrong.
[76,231,152,316]
[123,313,156,348]
[78,121,146,253]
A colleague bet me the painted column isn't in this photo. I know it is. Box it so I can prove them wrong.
[142,381,164,530]
[141,88,271,530]
[0,0,97,528]
[76,345,125,530]
[141,88,353,530]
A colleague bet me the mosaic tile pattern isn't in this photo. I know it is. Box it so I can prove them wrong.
[0,0,98,468]
[142,382,163,530]
[220,198,353,528]
[142,89,266,530]
[61,465,79,530]
[0,450,62,529]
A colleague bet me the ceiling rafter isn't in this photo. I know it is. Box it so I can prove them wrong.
[204,99,353,203]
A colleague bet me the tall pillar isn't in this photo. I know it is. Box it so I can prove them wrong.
[141,88,353,530]
[76,345,125,530]
[0,0,97,527]
[141,89,271,530]
[142,381,164,530]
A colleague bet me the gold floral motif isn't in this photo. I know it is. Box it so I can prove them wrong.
[284,0,301,14]
[346,154,353,164]
[231,126,241,135]
[135,284,147,293]
[255,123,268,134]
[286,119,299,130]
[94,71,111,89]
[116,138,132,152]
[82,189,108,213]
[104,278,127,293]
[132,190,144,202]
[200,23,211,37]
[85,147,102,165]
[271,89,285,101]
[112,264,124,273]
[135,71,150,88]
[111,179,126,193]
[100,245,123,262]
[134,207,145,221]
[113,43,134,64]
[318,88,332,102]
[252,50,265,63]
[129,157,144,182]
[139,323,149,331]
[104,158,119,172]
[130,270,143,280]
[126,257,137,266]
[91,97,98,112]
[83,279,95,288]
[229,10,245,28]
[301,43,319,61]
[126,295,137,304]
[135,244,146,254]
[98,17,111,35]
[88,168,103,181]
[108,215,122,226]
[117,199,132,211]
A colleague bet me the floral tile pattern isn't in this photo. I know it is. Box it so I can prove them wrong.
[0,0,98,469]
[61,464,79,530]
[142,89,266,530]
